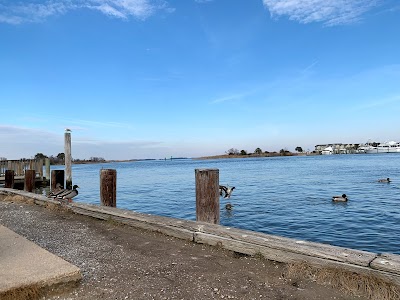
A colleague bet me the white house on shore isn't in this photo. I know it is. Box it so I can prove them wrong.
[321,146,333,155]
[315,143,362,154]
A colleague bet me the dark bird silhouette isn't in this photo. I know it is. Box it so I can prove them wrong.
[378,178,391,183]
[219,185,235,198]
[225,203,233,210]
[332,194,348,202]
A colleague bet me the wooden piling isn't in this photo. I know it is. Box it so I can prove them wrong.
[51,170,65,190]
[195,168,219,224]
[24,170,36,192]
[45,158,50,180]
[100,169,117,207]
[65,129,72,189]
[4,170,15,188]
[37,159,44,178]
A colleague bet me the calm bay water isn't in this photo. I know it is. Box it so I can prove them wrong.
[48,154,400,254]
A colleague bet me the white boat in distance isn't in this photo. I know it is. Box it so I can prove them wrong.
[364,141,400,154]
[321,146,334,155]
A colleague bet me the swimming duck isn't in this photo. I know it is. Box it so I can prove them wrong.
[56,185,79,202]
[378,178,391,183]
[225,203,233,210]
[219,185,235,199]
[48,183,64,198]
[332,194,348,202]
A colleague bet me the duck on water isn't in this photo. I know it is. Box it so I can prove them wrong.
[378,178,391,183]
[332,194,348,202]
[225,203,234,210]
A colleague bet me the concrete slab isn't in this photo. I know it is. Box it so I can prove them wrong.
[0,225,81,296]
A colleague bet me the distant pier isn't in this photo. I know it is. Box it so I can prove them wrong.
[0,159,46,187]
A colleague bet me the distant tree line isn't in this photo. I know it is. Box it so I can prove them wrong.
[225,146,304,157]
[32,153,106,165]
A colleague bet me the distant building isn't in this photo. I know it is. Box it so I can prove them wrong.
[321,146,333,155]
[315,143,361,154]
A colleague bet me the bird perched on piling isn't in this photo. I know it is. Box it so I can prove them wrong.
[378,178,391,183]
[56,185,79,203]
[48,183,64,198]
[332,194,348,202]
[219,185,235,198]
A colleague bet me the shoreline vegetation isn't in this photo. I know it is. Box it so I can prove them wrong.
[71,151,317,163]
[196,151,317,160]
[5,148,319,166]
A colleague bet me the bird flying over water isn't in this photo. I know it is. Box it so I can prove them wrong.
[219,185,235,198]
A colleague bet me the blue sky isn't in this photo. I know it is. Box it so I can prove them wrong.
[1,0,400,160]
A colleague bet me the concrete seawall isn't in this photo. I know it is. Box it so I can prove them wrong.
[1,188,400,296]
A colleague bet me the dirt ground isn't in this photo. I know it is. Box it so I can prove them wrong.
[0,199,364,300]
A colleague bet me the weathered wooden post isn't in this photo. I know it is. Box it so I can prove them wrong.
[64,129,72,189]
[195,168,220,224]
[100,169,117,207]
[24,170,36,192]
[51,170,65,190]
[29,159,34,170]
[37,159,44,178]
[45,158,50,181]
[4,170,15,188]
[17,161,23,176]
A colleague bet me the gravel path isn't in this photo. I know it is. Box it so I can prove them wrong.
[0,199,362,300]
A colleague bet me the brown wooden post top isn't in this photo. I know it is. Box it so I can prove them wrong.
[195,168,220,224]
[100,169,117,207]
[4,170,15,189]
[24,170,36,192]
[51,170,65,190]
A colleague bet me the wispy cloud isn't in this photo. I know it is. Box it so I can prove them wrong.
[89,0,171,20]
[0,0,172,24]
[0,1,70,24]
[302,60,318,73]
[14,112,136,131]
[0,125,60,143]
[210,92,250,104]
[0,125,167,159]
[74,138,162,147]
[262,0,381,26]
[65,118,136,130]
[195,0,213,3]
[352,94,400,111]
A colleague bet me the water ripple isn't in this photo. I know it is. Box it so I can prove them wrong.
[49,154,400,254]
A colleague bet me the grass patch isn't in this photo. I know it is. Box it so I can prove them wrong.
[0,284,42,300]
[285,262,400,300]
[253,251,265,260]
[106,216,121,226]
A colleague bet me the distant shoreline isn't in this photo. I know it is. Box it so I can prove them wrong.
[56,152,318,164]
[196,152,317,160]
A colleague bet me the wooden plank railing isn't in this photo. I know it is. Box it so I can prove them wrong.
[0,159,43,178]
